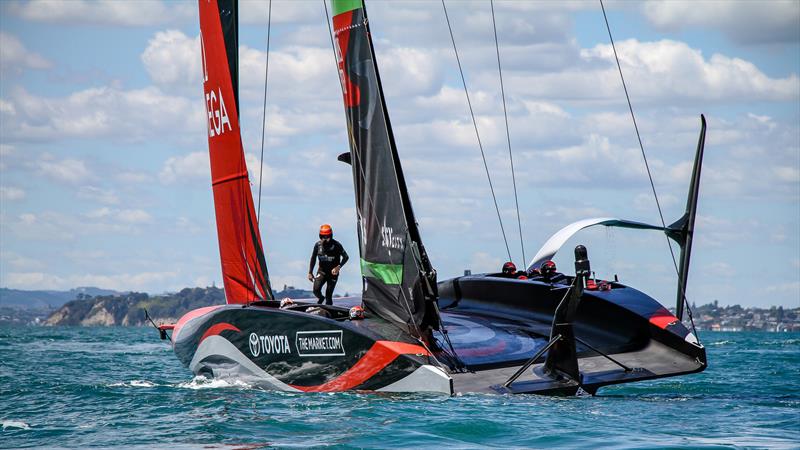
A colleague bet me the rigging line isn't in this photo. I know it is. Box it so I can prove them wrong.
[599,1,697,333]
[490,0,525,266]
[442,0,513,263]
[323,1,426,343]
[257,0,272,222]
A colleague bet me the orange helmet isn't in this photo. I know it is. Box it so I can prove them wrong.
[319,224,333,237]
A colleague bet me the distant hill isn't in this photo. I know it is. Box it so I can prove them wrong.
[44,286,317,326]
[0,287,124,309]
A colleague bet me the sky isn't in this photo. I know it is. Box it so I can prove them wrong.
[0,0,798,309]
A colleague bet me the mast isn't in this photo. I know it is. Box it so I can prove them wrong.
[198,0,273,303]
[330,0,439,337]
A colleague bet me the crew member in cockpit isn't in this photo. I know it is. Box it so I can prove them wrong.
[500,261,518,278]
[499,261,529,279]
[308,224,349,305]
[537,260,563,282]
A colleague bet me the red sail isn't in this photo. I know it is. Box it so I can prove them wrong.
[198,0,272,303]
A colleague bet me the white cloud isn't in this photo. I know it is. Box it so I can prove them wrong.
[85,207,152,224]
[85,208,111,219]
[77,186,119,205]
[158,150,278,190]
[0,99,16,118]
[773,166,800,184]
[2,86,204,143]
[0,144,15,172]
[376,47,444,97]
[244,152,277,188]
[238,1,322,26]
[468,251,504,274]
[159,151,209,184]
[19,213,36,225]
[116,171,153,185]
[0,99,15,116]
[0,186,25,201]
[577,39,799,103]
[116,209,153,224]
[3,270,178,291]
[36,154,91,184]
[765,282,800,296]
[0,251,44,270]
[641,0,800,45]
[702,261,735,278]
[141,30,202,90]
[6,0,194,27]
[0,31,52,74]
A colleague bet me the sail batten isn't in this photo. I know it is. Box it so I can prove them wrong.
[331,0,437,336]
[199,0,273,304]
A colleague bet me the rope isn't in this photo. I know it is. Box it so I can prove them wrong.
[599,0,697,337]
[256,0,272,221]
[442,0,513,263]
[490,0,525,265]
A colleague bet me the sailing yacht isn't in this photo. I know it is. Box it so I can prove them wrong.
[162,0,706,395]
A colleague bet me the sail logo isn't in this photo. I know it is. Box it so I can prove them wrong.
[359,214,367,247]
[295,330,346,357]
[204,88,232,137]
[381,226,404,250]
[199,30,233,138]
[248,333,291,358]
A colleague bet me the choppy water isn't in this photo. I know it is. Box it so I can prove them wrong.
[1,326,798,449]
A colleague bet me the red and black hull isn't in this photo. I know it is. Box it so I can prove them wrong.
[171,301,452,393]
[170,275,705,395]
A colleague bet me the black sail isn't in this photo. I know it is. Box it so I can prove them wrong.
[331,0,438,337]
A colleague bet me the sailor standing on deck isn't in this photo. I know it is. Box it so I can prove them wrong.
[308,224,349,305]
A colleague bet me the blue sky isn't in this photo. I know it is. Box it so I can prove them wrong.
[1,0,798,309]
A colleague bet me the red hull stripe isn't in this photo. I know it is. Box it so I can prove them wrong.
[173,305,224,340]
[200,322,241,344]
[649,307,679,329]
[290,341,430,392]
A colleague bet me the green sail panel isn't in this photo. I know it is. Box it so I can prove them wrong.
[360,259,403,285]
[332,0,363,15]
[331,0,437,335]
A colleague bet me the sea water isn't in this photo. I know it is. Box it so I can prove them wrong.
[1,326,797,449]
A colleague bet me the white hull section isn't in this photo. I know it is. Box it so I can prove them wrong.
[190,335,301,391]
[377,365,452,394]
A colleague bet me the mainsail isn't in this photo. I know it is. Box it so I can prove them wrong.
[199,0,273,303]
[331,0,439,337]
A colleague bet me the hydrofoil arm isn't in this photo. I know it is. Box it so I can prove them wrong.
[527,218,666,271]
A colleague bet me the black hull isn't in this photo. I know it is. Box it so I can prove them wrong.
[437,275,706,394]
[170,275,705,395]
[171,301,452,394]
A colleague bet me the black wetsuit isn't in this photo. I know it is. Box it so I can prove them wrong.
[309,238,349,305]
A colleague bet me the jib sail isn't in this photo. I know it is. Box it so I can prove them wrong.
[331,0,439,337]
[198,0,273,303]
